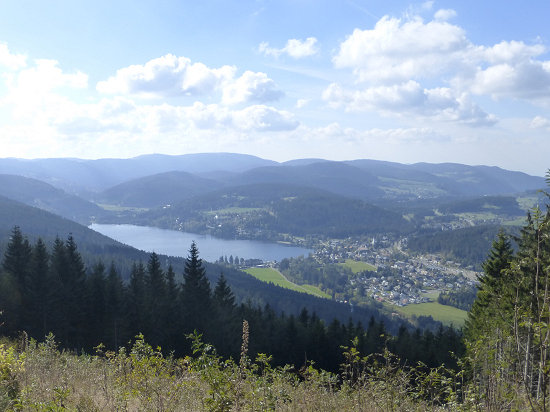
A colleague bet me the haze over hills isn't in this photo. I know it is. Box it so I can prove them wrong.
[0,153,276,194]
[0,174,106,224]
[0,154,544,200]
[96,171,225,208]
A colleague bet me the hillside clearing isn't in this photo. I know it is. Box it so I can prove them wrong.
[244,267,330,298]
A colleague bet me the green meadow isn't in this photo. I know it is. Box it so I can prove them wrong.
[244,267,330,299]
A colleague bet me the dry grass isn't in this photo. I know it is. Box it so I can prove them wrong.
[1,333,471,411]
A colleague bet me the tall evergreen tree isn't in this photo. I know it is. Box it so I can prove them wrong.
[125,262,147,338]
[2,226,32,291]
[180,242,212,338]
[1,226,32,331]
[25,238,51,338]
[163,264,181,350]
[211,274,239,356]
[145,252,166,346]
[105,262,124,349]
[464,230,514,341]
[87,262,107,346]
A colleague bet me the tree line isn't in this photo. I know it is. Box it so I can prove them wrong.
[462,174,550,409]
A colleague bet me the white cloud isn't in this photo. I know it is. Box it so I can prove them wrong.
[187,102,298,132]
[96,54,235,97]
[296,99,309,108]
[1,59,88,122]
[329,9,550,124]
[483,40,545,64]
[434,9,456,21]
[259,37,319,59]
[333,15,469,83]
[222,71,283,105]
[96,54,283,105]
[531,116,550,129]
[0,43,26,70]
[234,105,299,131]
[323,81,496,126]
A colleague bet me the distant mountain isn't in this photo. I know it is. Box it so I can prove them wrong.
[0,153,276,194]
[347,160,545,199]
[408,163,543,196]
[0,154,544,205]
[224,161,385,200]
[96,171,225,208]
[0,174,105,224]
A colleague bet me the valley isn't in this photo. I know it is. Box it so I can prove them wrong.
[0,153,543,328]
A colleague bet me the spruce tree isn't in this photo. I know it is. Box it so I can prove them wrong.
[125,262,147,339]
[145,252,166,346]
[180,241,212,338]
[2,226,32,290]
[105,262,124,349]
[87,262,107,346]
[26,238,51,338]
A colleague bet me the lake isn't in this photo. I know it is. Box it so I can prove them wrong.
[90,224,312,262]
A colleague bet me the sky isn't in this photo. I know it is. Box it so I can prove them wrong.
[0,1,549,176]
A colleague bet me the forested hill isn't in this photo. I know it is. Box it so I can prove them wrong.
[96,171,225,208]
[0,174,105,224]
[132,183,414,237]
[408,225,510,269]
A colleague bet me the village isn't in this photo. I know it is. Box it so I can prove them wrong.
[308,235,479,307]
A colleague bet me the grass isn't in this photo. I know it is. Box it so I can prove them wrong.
[340,259,376,274]
[205,207,263,215]
[1,334,454,411]
[244,267,330,299]
[394,301,468,327]
[97,203,149,212]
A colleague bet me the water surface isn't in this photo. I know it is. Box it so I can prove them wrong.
[90,223,311,262]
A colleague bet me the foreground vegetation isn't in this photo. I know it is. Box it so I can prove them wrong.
[0,327,471,411]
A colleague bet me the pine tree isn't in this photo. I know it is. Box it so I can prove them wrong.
[145,252,166,346]
[87,262,107,346]
[163,264,181,350]
[125,262,147,339]
[25,238,51,338]
[105,262,124,349]
[180,242,212,337]
[2,226,32,290]
[464,230,514,341]
[211,274,239,356]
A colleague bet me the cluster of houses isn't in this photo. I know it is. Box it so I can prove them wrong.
[313,236,479,307]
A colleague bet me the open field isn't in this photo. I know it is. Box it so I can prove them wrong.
[393,301,468,327]
[97,203,149,212]
[205,207,263,215]
[244,267,330,299]
[340,259,376,274]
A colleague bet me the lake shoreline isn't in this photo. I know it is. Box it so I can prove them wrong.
[90,223,312,263]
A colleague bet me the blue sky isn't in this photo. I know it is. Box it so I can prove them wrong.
[0,1,549,175]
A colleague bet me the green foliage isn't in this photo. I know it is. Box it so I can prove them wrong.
[462,175,550,410]
[0,342,23,410]
[408,225,505,269]
[437,286,477,311]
